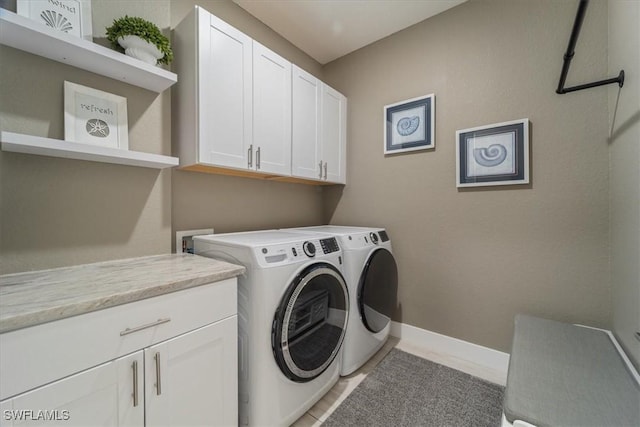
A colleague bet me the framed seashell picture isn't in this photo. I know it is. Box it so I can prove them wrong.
[384,94,435,154]
[17,0,93,41]
[456,118,530,188]
[64,81,128,150]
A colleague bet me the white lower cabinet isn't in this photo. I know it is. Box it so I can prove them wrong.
[1,352,143,426]
[144,319,237,427]
[0,281,238,427]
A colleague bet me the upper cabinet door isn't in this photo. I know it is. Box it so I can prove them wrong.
[321,84,347,184]
[291,65,322,180]
[198,10,253,169]
[252,41,292,175]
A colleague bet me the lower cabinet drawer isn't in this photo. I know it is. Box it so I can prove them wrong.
[0,279,237,400]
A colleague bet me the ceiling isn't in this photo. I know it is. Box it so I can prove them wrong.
[233,0,467,65]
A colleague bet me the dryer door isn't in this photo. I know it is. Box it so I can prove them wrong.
[272,263,349,382]
[358,248,398,333]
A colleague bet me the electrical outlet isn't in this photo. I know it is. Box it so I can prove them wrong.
[176,228,214,254]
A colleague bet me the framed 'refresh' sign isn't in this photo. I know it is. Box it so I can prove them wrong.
[64,81,128,150]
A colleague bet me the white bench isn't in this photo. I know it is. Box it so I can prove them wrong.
[502,314,640,427]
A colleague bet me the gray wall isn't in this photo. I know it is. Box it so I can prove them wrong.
[322,0,611,352]
[609,0,640,371]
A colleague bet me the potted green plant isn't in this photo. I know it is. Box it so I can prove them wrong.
[106,16,173,66]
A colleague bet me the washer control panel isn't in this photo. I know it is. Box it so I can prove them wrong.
[256,237,342,265]
[320,237,340,254]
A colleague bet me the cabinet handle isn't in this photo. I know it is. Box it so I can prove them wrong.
[119,318,171,336]
[248,145,253,168]
[154,352,162,396]
[324,162,328,180]
[132,360,139,407]
[318,161,323,179]
[256,147,261,169]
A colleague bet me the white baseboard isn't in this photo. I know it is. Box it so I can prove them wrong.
[390,321,510,380]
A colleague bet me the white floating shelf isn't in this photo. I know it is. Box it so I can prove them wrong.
[0,9,177,92]
[1,132,179,169]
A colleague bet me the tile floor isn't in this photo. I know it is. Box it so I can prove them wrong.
[292,336,507,426]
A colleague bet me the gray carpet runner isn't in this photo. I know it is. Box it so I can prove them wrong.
[323,349,504,427]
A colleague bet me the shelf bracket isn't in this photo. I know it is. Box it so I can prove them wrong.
[556,0,624,94]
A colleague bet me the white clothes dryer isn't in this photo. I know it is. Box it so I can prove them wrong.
[194,230,349,427]
[287,226,398,376]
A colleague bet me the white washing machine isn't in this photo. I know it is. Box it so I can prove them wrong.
[287,226,398,376]
[194,230,349,427]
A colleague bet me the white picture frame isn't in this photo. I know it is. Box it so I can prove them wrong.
[64,81,128,150]
[17,0,92,41]
[384,94,435,154]
[456,118,530,188]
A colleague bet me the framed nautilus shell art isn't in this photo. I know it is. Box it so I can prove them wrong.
[384,94,435,154]
[17,0,93,41]
[456,119,530,188]
[64,81,128,150]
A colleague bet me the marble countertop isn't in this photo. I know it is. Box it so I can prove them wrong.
[0,254,245,334]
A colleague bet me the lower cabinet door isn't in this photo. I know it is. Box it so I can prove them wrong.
[144,317,238,427]
[0,352,144,426]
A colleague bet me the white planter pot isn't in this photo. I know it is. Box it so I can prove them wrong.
[117,35,163,65]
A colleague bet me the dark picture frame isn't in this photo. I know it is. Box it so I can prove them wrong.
[456,119,530,187]
[384,94,435,154]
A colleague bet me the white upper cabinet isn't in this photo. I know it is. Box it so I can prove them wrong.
[291,65,322,180]
[174,6,346,184]
[321,84,347,184]
[291,65,347,184]
[174,6,253,171]
[199,11,253,170]
[252,42,292,175]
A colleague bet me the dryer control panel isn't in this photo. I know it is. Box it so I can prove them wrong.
[339,230,392,251]
[254,237,342,267]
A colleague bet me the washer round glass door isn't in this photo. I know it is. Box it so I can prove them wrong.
[358,248,398,333]
[272,263,349,382]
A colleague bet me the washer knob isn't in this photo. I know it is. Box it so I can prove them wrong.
[370,232,379,244]
[303,241,316,257]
